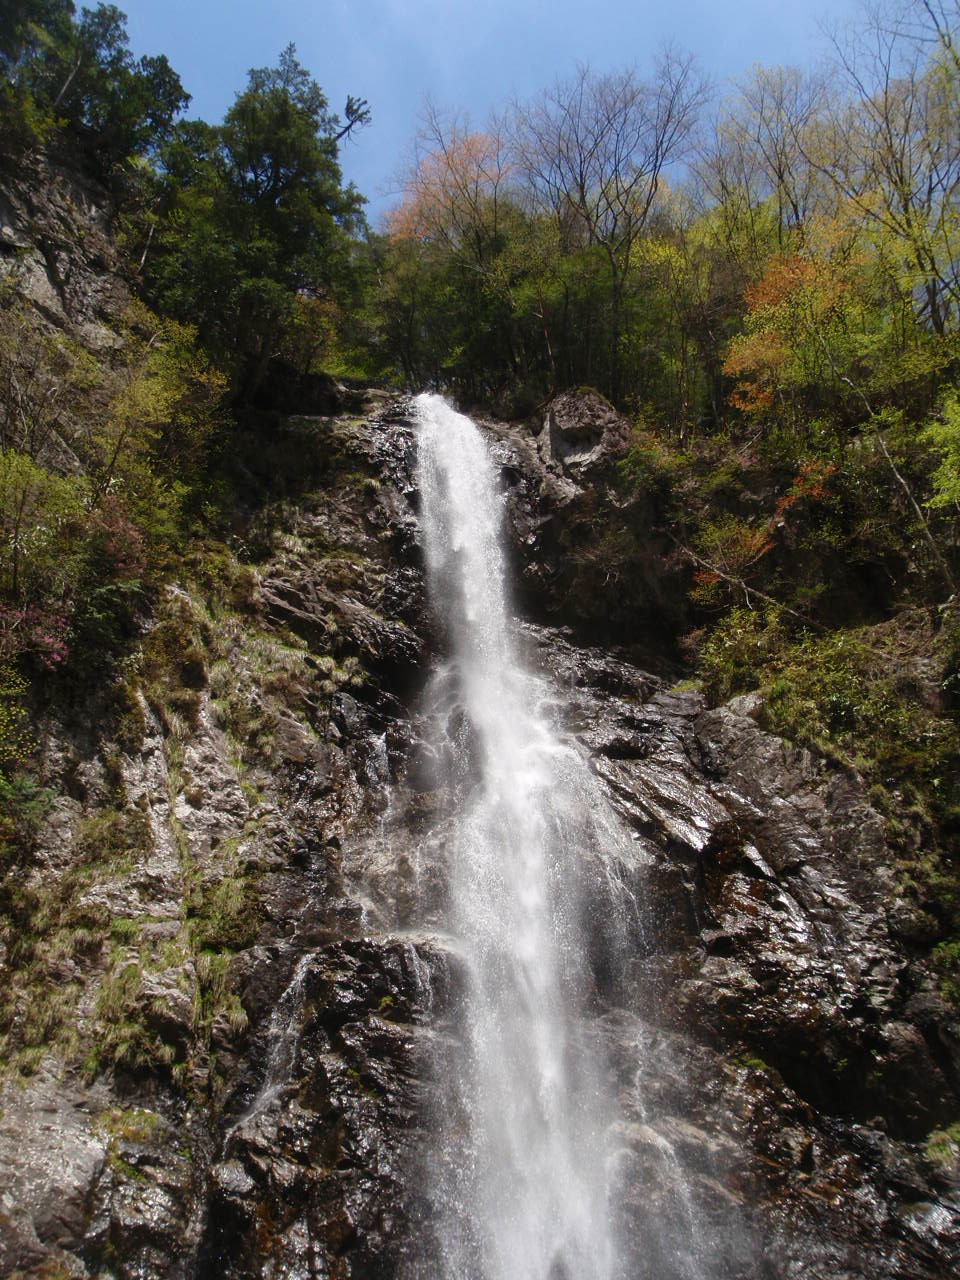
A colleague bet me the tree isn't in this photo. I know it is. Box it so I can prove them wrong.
[923,384,960,509]
[0,448,85,664]
[806,2,960,333]
[148,45,368,399]
[384,108,525,397]
[700,65,828,255]
[511,55,709,399]
[902,1,960,75]
[0,1,74,75]
[629,198,746,437]
[0,301,94,467]
[1,2,78,149]
[722,250,858,423]
[1,2,188,173]
[389,105,509,267]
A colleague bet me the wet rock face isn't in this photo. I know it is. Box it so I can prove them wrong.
[538,388,633,478]
[534,628,960,1277]
[0,394,430,1278]
[0,156,126,348]
[201,937,456,1280]
[1,392,958,1278]
[468,398,688,656]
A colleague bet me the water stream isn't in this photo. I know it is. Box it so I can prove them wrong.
[414,393,634,1280]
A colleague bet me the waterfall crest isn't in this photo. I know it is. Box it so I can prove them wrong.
[415,392,627,1280]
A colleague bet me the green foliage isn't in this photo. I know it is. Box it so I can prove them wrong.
[702,612,960,797]
[146,45,367,399]
[0,789,158,1078]
[74,804,152,868]
[0,449,86,605]
[187,875,258,953]
[923,387,960,509]
[691,515,773,606]
[90,960,174,1075]
[0,2,188,177]
[95,1104,161,1143]
[0,663,51,856]
[0,769,51,851]
[181,544,258,615]
[698,606,793,705]
[0,664,32,772]
[736,1053,769,1073]
[618,426,690,505]
[925,1121,960,1168]
[697,601,960,1008]
[0,2,72,150]
[941,621,960,710]
[0,294,223,676]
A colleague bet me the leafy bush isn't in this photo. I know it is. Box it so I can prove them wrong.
[0,769,51,854]
[618,427,689,504]
[698,606,789,703]
[923,387,960,511]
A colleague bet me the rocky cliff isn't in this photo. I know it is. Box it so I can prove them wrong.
[0,391,956,1278]
[0,165,959,1280]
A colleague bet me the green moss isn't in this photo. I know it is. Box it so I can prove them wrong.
[0,794,163,1078]
[0,769,52,856]
[191,950,237,1035]
[223,991,249,1035]
[88,961,175,1077]
[135,593,213,734]
[111,675,148,753]
[108,1152,148,1183]
[95,960,140,1018]
[925,1122,960,1167]
[8,980,82,1075]
[345,1063,382,1100]
[618,429,690,501]
[737,1053,768,1072]
[940,622,960,711]
[932,939,960,1009]
[110,916,140,943]
[75,805,151,870]
[187,874,259,953]
[573,385,613,404]
[182,542,259,615]
[700,613,960,822]
[698,606,960,988]
[698,605,789,706]
[95,1105,162,1144]
[31,1263,76,1280]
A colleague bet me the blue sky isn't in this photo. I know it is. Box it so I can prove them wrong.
[116,0,866,222]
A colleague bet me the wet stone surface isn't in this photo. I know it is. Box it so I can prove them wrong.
[0,392,957,1277]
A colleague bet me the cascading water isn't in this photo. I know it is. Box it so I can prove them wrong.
[414,393,634,1280]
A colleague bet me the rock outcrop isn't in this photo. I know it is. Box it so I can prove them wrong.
[0,156,126,348]
[470,392,689,655]
[0,378,958,1276]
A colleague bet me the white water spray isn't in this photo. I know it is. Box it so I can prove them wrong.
[415,393,628,1280]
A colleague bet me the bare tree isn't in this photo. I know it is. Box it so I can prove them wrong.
[700,65,829,256]
[899,1,960,74]
[389,101,510,273]
[510,52,709,397]
[806,1,960,332]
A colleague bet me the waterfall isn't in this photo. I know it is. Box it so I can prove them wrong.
[414,393,630,1280]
